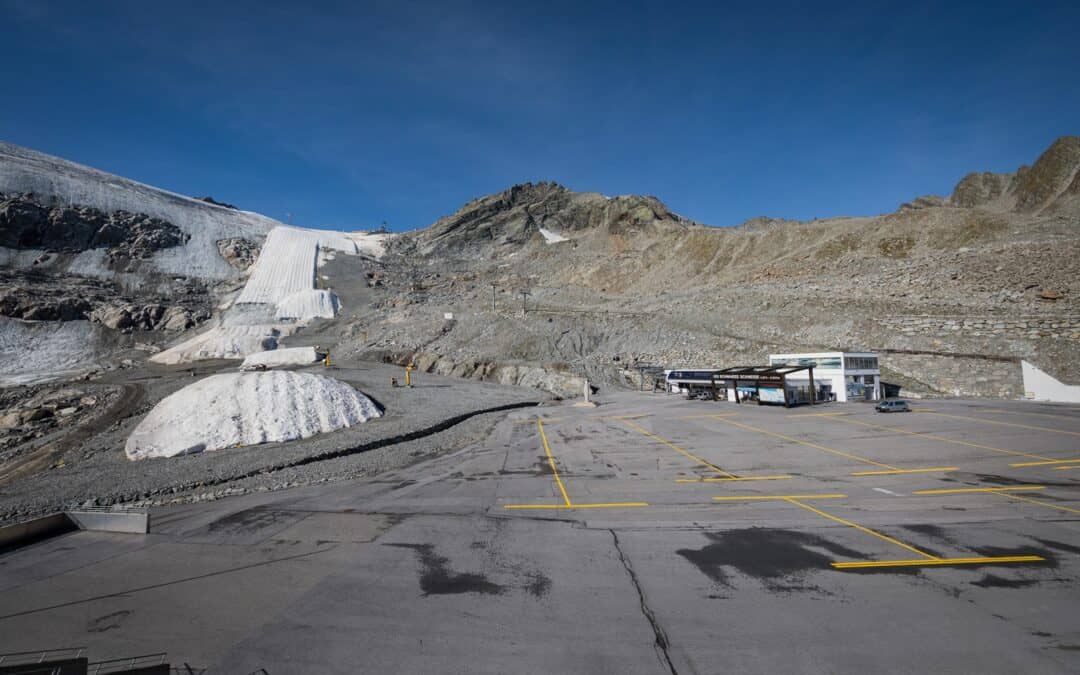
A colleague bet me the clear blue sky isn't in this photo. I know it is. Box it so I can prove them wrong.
[1,1,1077,231]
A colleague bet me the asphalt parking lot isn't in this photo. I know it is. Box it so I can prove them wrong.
[1,393,1077,673]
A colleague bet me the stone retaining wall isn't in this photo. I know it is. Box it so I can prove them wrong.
[881,315,1080,340]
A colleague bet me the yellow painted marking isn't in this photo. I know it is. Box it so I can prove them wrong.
[829,415,1052,461]
[513,417,564,425]
[703,415,898,470]
[1054,465,1079,471]
[679,413,740,420]
[712,494,848,501]
[1011,458,1080,467]
[784,498,938,560]
[504,502,650,510]
[617,417,739,478]
[995,491,1080,515]
[537,420,572,507]
[832,556,1044,569]
[850,467,957,476]
[915,410,1080,437]
[913,486,1046,495]
[677,475,792,483]
[791,412,851,418]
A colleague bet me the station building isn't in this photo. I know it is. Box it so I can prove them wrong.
[664,352,882,405]
[767,352,881,402]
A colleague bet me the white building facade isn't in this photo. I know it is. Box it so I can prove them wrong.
[768,352,882,402]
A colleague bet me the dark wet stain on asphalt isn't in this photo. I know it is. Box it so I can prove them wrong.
[970,574,1039,589]
[676,528,871,591]
[388,543,504,596]
[87,609,132,632]
[207,508,287,533]
[1029,537,1080,555]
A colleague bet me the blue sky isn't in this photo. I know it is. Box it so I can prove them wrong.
[1,0,1077,231]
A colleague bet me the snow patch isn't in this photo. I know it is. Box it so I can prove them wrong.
[0,317,103,386]
[241,346,321,369]
[149,324,297,365]
[124,371,381,459]
[275,289,340,321]
[539,227,569,243]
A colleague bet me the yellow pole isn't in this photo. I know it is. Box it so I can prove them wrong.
[405,363,414,387]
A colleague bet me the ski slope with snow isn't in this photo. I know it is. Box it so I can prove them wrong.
[125,371,382,459]
[236,226,357,306]
[0,142,282,280]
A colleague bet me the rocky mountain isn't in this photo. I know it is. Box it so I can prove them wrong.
[1,136,1078,400]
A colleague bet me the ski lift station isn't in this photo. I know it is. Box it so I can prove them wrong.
[665,351,882,405]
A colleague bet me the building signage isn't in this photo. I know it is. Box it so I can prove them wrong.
[719,373,785,383]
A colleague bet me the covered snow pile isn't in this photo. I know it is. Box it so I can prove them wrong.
[539,227,569,243]
[125,371,381,459]
[150,324,296,365]
[236,226,357,306]
[275,289,340,321]
[241,346,320,369]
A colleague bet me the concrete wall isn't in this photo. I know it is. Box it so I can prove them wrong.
[0,512,75,551]
[1022,360,1080,403]
[66,509,149,534]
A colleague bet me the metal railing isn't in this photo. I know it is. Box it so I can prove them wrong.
[0,647,86,665]
[87,652,167,674]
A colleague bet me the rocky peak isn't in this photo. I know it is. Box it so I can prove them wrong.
[948,135,1080,212]
[413,182,692,253]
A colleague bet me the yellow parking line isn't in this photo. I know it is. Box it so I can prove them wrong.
[790,412,850,417]
[829,416,1052,462]
[617,417,739,478]
[679,413,739,420]
[995,491,1080,515]
[712,494,847,500]
[1054,465,1079,471]
[503,419,649,510]
[504,502,650,509]
[677,475,792,483]
[1011,458,1080,467]
[784,497,938,560]
[711,493,1046,570]
[832,556,1044,569]
[850,467,958,476]
[915,410,1080,437]
[537,420,572,507]
[913,486,1046,495]
[702,415,899,470]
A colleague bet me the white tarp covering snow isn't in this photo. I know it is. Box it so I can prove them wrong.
[275,290,340,321]
[236,226,357,306]
[539,227,569,243]
[150,324,297,365]
[241,346,320,369]
[125,371,381,459]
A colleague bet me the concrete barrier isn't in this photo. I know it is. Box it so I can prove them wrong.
[0,512,76,552]
[0,508,149,553]
[66,508,149,534]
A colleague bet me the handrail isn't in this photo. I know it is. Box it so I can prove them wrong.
[87,652,167,674]
[0,647,86,665]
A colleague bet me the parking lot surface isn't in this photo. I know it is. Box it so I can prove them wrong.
[1,394,1078,673]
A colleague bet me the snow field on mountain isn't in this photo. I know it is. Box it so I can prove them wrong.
[124,371,381,459]
[0,142,281,280]
[0,317,105,386]
[236,226,357,306]
[539,227,569,243]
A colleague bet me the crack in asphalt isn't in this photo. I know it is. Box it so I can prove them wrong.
[610,529,678,675]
